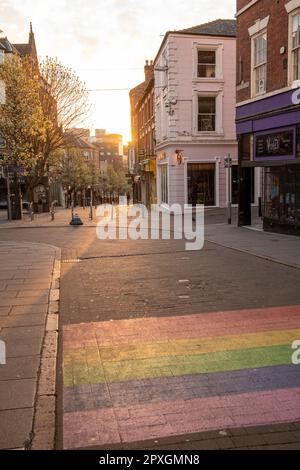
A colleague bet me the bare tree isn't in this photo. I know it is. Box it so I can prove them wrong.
[28,57,90,188]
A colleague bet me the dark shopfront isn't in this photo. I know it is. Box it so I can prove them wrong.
[237,88,300,236]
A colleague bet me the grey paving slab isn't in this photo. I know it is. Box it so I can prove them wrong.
[205,224,300,269]
[0,324,45,339]
[0,326,44,358]
[10,305,48,316]
[0,356,40,381]
[0,408,34,449]
[17,289,50,298]
[0,297,48,307]
[0,379,36,410]
[0,313,46,328]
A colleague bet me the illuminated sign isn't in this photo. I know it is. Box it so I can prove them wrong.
[254,128,295,160]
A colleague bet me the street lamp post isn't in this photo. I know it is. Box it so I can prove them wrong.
[5,166,12,222]
[88,186,93,221]
[224,154,233,225]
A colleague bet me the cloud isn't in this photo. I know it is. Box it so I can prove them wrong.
[0,0,236,140]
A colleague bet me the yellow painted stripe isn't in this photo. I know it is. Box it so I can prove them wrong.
[63,328,300,365]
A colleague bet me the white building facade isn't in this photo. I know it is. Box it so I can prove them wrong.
[155,20,253,211]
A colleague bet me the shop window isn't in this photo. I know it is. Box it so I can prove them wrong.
[264,167,300,224]
[188,163,215,206]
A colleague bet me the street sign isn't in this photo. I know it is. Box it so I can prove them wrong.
[224,155,233,169]
[224,154,233,225]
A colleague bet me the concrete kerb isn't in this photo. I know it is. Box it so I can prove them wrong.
[30,245,61,451]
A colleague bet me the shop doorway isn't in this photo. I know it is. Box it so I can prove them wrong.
[232,166,255,206]
[238,167,254,226]
[188,163,215,206]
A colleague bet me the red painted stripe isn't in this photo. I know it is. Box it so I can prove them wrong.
[63,305,300,347]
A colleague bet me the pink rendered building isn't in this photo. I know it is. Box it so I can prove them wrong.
[154,19,242,210]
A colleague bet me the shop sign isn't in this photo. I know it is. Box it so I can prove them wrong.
[254,127,295,160]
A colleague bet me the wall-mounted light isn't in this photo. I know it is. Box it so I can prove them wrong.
[173,150,183,166]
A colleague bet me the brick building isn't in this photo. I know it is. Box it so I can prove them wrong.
[236,0,300,235]
[129,60,155,205]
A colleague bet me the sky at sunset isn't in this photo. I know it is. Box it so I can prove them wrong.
[1,0,236,143]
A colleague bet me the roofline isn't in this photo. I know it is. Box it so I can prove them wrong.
[136,77,154,110]
[129,81,146,96]
[154,29,236,65]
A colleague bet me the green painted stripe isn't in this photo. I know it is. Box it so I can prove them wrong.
[64,329,300,364]
[64,344,293,387]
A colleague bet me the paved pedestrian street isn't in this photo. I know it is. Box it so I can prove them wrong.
[63,305,300,449]
[2,213,300,449]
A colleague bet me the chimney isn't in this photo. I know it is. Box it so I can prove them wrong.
[144,59,154,84]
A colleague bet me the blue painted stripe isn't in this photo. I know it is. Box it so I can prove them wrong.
[63,364,300,413]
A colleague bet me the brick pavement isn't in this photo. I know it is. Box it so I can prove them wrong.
[0,241,60,450]
[2,210,300,450]
[62,305,300,449]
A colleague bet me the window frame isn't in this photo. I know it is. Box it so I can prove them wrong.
[193,92,223,135]
[197,96,216,133]
[197,50,216,79]
[193,43,223,81]
[289,9,300,84]
[251,31,267,97]
[0,50,4,65]
[159,164,169,205]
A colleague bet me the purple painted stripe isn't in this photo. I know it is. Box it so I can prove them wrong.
[237,109,300,136]
[253,111,300,133]
[236,89,296,121]
[63,364,300,414]
[236,120,253,135]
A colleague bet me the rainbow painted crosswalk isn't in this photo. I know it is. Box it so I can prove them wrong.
[63,306,300,449]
